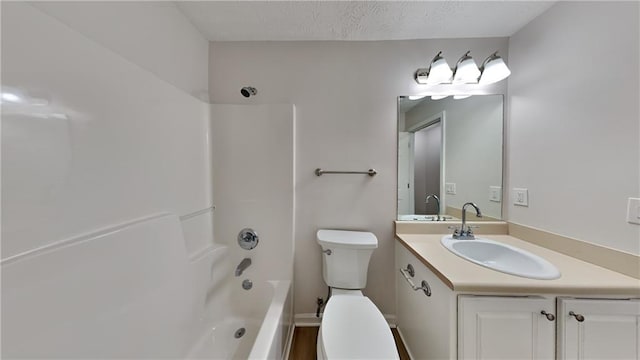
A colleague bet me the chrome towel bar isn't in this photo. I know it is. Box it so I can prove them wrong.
[399,267,431,297]
[314,168,377,177]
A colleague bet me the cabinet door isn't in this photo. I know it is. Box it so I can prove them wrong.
[459,295,556,360]
[395,242,457,359]
[558,298,640,360]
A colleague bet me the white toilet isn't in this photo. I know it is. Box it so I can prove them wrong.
[316,229,400,360]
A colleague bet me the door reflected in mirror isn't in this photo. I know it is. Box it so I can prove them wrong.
[397,95,503,221]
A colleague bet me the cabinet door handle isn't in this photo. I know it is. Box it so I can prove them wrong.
[399,268,432,297]
[540,310,555,321]
[569,311,585,322]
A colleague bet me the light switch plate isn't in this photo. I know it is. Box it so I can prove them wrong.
[513,188,529,207]
[489,186,502,202]
[445,183,456,195]
[627,198,640,225]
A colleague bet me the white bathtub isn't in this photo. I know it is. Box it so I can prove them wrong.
[184,207,294,360]
[249,280,293,359]
[187,276,293,360]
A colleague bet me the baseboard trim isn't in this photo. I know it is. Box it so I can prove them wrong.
[294,313,397,327]
[294,313,321,327]
[395,326,415,360]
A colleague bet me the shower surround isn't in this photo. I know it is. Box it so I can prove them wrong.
[1,3,294,358]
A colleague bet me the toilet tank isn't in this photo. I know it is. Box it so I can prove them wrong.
[316,229,378,289]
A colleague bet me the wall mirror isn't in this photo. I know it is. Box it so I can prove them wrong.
[397,95,503,221]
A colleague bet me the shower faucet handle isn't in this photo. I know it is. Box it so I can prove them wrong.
[237,228,259,250]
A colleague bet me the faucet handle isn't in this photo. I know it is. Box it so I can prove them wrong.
[466,225,480,235]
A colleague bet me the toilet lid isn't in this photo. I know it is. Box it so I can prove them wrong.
[316,229,378,249]
[321,295,400,359]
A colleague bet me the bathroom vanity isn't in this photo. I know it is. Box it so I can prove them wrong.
[394,223,640,360]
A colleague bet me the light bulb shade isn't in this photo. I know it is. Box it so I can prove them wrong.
[1,92,21,103]
[425,52,453,85]
[453,94,472,100]
[452,52,480,84]
[479,53,511,85]
[431,95,449,100]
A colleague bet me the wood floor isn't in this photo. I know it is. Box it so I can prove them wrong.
[288,326,411,360]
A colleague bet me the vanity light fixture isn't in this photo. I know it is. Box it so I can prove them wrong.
[415,51,453,85]
[453,94,472,100]
[1,92,21,103]
[452,51,480,84]
[415,50,510,85]
[478,51,511,85]
[431,95,449,100]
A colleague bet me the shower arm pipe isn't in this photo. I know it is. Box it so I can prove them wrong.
[314,168,377,177]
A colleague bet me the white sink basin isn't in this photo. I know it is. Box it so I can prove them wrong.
[441,236,561,280]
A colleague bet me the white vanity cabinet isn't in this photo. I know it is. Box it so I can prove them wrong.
[395,242,457,359]
[395,240,640,360]
[557,298,640,359]
[458,295,556,359]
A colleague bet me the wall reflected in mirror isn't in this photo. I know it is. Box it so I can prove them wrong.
[397,95,503,221]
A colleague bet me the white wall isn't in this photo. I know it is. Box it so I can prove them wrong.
[209,39,508,316]
[508,1,640,254]
[30,1,209,100]
[210,104,295,283]
[1,2,212,258]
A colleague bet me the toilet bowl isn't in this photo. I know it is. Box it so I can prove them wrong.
[316,229,400,359]
[317,293,399,359]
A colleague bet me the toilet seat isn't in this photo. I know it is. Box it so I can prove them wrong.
[318,294,400,359]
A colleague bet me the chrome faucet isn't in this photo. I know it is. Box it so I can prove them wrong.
[452,202,483,239]
[426,194,441,221]
[235,258,252,277]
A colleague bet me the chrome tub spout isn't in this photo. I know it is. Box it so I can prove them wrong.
[235,258,252,277]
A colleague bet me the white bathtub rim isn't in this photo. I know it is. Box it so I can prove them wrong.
[281,322,296,360]
[247,279,292,360]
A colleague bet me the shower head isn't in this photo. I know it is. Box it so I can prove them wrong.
[240,86,257,98]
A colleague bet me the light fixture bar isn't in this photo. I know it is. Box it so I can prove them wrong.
[415,50,511,85]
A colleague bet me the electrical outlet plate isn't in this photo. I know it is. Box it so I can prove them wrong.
[513,188,529,206]
[445,183,456,195]
[489,186,502,202]
[627,198,640,225]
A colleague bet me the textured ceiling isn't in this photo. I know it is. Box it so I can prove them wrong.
[175,1,556,41]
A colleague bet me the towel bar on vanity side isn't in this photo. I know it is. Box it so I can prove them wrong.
[400,264,431,296]
[314,168,377,177]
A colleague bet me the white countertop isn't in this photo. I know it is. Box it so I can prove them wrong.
[396,233,640,295]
